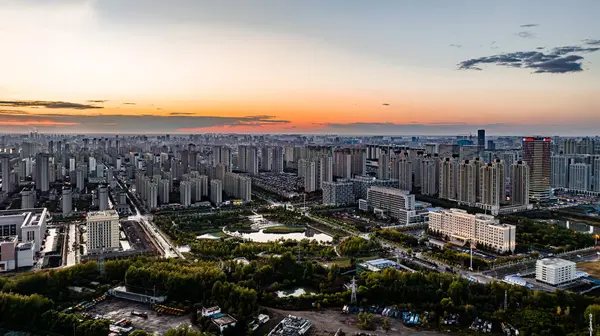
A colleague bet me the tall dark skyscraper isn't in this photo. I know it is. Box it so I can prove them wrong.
[477,129,485,151]
[522,137,551,201]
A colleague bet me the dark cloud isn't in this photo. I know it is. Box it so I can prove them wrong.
[87,100,108,103]
[382,103,390,106]
[0,100,103,110]
[449,44,462,48]
[169,112,195,116]
[122,102,136,105]
[536,47,545,50]
[583,39,600,46]
[528,55,584,73]
[457,44,600,74]
[520,23,539,27]
[516,31,535,39]
[0,109,29,115]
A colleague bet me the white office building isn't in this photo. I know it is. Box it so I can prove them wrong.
[0,208,48,253]
[535,258,576,285]
[86,210,120,253]
[428,208,516,253]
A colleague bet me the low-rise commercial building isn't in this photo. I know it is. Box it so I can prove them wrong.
[535,258,577,285]
[428,208,516,253]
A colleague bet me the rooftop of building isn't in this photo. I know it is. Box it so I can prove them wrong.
[359,258,401,272]
[368,186,410,195]
[537,258,575,268]
[87,209,119,218]
[269,315,312,336]
[0,235,18,243]
[212,314,237,326]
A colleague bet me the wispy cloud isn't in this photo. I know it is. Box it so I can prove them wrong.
[457,44,600,73]
[520,23,539,28]
[122,102,136,105]
[583,39,600,46]
[449,44,462,48]
[87,100,108,103]
[0,100,103,110]
[516,31,535,39]
[169,112,195,116]
[0,112,290,133]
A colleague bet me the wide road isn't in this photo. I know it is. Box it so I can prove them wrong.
[118,178,183,259]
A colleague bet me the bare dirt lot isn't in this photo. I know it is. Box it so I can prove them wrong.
[265,308,448,336]
[87,298,197,335]
[577,261,600,279]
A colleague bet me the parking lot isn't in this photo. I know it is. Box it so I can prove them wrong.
[87,298,196,335]
[121,220,157,252]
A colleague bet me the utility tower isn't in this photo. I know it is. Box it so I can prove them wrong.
[350,277,357,305]
[98,248,105,277]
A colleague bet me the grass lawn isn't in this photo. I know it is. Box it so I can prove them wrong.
[263,225,306,234]
[577,261,600,279]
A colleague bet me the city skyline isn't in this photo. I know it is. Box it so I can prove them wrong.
[1,0,599,135]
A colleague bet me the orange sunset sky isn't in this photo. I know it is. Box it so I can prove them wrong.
[0,0,599,135]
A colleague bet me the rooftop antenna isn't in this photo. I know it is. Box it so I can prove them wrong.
[350,277,357,305]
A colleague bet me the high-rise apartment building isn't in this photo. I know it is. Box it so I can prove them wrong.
[86,210,120,252]
[98,184,109,211]
[34,153,49,192]
[522,137,551,201]
[479,159,505,211]
[510,161,530,206]
[261,147,273,171]
[593,157,600,192]
[457,160,478,206]
[210,179,223,206]
[318,156,333,187]
[146,182,158,209]
[62,186,72,216]
[238,145,259,174]
[180,181,192,206]
[304,160,317,192]
[21,187,36,209]
[477,129,485,152]
[568,163,591,191]
[0,154,10,193]
[551,155,570,188]
[397,156,413,192]
[272,147,285,173]
[159,179,170,204]
[439,157,458,200]
[421,155,440,196]
[377,153,390,180]
[322,180,355,206]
